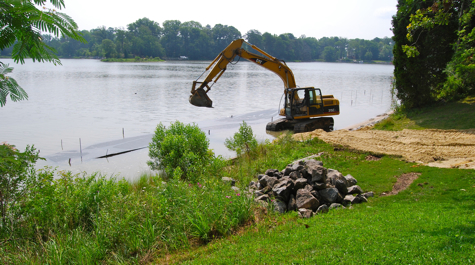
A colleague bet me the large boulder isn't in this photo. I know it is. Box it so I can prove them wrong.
[296,189,320,211]
[318,188,342,204]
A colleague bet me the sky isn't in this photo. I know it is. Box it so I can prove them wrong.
[56,0,398,40]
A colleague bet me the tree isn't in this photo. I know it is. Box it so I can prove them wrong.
[0,0,84,106]
[224,121,258,156]
[101,39,116,58]
[403,0,475,101]
[392,0,459,108]
[148,121,212,180]
[322,46,337,62]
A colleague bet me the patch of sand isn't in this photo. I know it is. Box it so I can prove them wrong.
[293,127,475,169]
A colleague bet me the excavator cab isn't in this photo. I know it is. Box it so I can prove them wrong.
[285,87,324,119]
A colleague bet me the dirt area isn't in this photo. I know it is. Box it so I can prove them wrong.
[381,173,421,196]
[293,126,475,169]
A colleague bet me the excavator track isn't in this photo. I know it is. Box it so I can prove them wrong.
[266,117,334,133]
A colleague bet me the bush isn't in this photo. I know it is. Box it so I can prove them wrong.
[148,121,212,180]
[0,143,42,231]
[224,121,258,156]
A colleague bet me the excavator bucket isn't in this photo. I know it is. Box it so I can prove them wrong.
[189,87,213,107]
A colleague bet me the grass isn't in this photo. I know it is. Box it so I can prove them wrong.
[164,148,475,264]
[374,96,475,131]
[3,98,475,263]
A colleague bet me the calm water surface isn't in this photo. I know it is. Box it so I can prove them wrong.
[0,59,394,179]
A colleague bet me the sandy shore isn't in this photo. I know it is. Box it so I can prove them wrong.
[293,112,475,170]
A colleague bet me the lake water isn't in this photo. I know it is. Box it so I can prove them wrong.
[0,59,394,179]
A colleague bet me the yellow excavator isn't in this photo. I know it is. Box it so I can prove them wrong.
[189,39,340,133]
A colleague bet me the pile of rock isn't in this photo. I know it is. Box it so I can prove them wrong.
[249,158,374,218]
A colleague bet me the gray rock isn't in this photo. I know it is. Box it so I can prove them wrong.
[294,178,308,190]
[289,171,301,180]
[327,169,343,185]
[287,194,297,211]
[273,199,287,214]
[222,177,236,186]
[254,189,264,197]
[255,194,270,202]
[344,174,358,186]
[310,190,321,201]
[298,208,313,218]
[257,174,265,180]
[334,177,348,196]
[355,194,368,203]
[313,182,327,190]
[329,203,345,210]
[304,159,324,167]
[347,185,363,195]
[265,169,275,177]
[318,188,340,204]
[282,166,293,176]
[307,164,326,183]
[304,184,314,192]
[315,204,329,214]
[296,189,319,211]
[343,195,355,205]
[231,186,240,191]
[291,163,304,172]
[260,175,279,189]
[363,191,374,198]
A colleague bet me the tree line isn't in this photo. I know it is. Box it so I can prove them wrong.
[1,17,394,62]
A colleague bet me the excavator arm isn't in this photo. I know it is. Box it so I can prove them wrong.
[190,39,297,107]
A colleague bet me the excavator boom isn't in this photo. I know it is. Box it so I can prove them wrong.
[190,39,297,107]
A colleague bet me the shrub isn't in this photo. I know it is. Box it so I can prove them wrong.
[0,143,42,231]
[148,121,212,180]
[224,121,258,156]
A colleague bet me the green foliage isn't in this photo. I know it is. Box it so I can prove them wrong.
[0,167,253,264]
[0,143,42,230]
[148,121,212,180]
[322,46,337,62]
[224,121,258,156]
[0,0,84,106]
[0,63,27,107]
[392,0,459,108]
[394,0,475,108]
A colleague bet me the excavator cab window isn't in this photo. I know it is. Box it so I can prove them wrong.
[308,88,324,115]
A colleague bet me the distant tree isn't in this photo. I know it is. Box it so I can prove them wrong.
[161,20,182,58]
[244,29,263,47]
[322,46,337,62]
[102,39,116,58]
[0,0,84,107]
